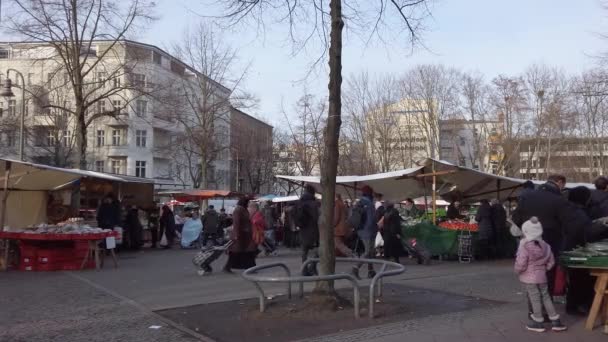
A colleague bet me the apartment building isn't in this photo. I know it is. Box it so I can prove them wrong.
[230,107,273,194]
[0,40,233,189]
[365,99,440,171]
[518,137,608,182]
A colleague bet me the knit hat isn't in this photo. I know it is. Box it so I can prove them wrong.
[522,216,543,242]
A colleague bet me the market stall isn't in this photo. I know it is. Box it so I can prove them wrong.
[0,158,126,271]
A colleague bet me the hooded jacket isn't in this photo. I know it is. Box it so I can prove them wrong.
[357,195,378,240]
[514,239,555,284]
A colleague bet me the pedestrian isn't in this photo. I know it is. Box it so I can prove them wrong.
[263,201,277,231]
[249,201,266,247]
[491,199,510,258]
[202,205,220,246]
[352,185,378,279]
[476,199,494,260]
[515,217,567,332]
[180,211,203,248]
[334,193,352,257]
[124,205,143,250]
[159,205,176,249]
[294,184,320,276]
[147,204,160,248]
[96,193,121,229]
[589,176,608,220]
[223,197,258,273]
[519,180,536,201]
[564,186,594,316]
[382,201,404,264]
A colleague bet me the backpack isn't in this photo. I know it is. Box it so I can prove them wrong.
[294,201,309,228]
[348,202,366,231]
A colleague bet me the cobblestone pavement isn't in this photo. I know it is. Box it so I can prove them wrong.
[0,272,206,342]
[2,249,606,342]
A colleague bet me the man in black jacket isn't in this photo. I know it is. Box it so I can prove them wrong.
[512,174,575,295]
[295,185,320,275]
[589,176,608,220]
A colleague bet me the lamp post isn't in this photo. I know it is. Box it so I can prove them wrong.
[0,69,26,161]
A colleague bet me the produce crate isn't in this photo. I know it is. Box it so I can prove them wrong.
[561,255,608,268]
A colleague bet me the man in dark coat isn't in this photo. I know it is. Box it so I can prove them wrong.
[589,176,608,220]
[296,184,320,275]
[96,193,121,229]
[491,199,511,258]
[447,201,465,220]
[202,205,220,245]
[512,174,576,295]
[475,200,494,260]
[353,185,378,279]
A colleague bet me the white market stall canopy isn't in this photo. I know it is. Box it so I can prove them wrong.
[275,159,592,202]
[0,158,125,190]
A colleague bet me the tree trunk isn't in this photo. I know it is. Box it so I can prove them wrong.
[316,0,343,295]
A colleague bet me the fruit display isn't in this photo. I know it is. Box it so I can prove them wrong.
[438,220,479,232]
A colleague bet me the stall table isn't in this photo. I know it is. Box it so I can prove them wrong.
[0,231,118,271]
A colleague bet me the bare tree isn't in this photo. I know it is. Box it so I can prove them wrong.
[215,0,431,297]
[170,23,255,190]
[282,93,327,176]
[490,75,528,176]
[5,0,156,169]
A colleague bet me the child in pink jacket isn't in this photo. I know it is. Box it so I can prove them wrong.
[514,217,567,332]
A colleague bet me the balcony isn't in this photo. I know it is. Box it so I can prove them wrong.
[105,144,129,157]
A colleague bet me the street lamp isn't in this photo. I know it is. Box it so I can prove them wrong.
[0,69,26,161]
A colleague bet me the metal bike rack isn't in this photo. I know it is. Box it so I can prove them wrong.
[242,257,405,319]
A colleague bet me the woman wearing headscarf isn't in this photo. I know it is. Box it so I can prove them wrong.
[223,197,258,273]
[159,205,176,248]
[476,199,494,260]
[382,201,404,264]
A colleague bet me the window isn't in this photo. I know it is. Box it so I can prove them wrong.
[136,130,147,147]
[96,130,105,146]
[24,102,29,116]
[96,72,107,86]
[113,77,121,88]
[96,100,106,114]
[110,159,121,174]
[112,100,123,114]
[0,102,3,117]
[135,100,147,117]
[131,73,146,88]
[0,49,8,59]
[152,51,162,65]
[6,131,15,147]
[8,100,15,116]
[112,129,122,146]
[27,73,34,85]
[459,136,466,146]
[62,131,70,146]
[95,160,104,172]
[46,130,55,146]
[135,161,146,178]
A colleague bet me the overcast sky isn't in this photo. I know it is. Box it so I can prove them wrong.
[5,0,607,126]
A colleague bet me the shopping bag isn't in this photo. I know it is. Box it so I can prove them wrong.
[553,265,567,296]
[374,232,384,248]
[159,232,168,247]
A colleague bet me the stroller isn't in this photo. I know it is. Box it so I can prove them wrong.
[192,240,234,276]
[261,230,278,256]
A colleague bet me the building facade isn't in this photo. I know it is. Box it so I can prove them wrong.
[0,40,242,190]
[517,137,608,182]
[364,99,440,172]
[230,107,273,194]
[439,119,503,174]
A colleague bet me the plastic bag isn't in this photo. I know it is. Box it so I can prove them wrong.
[374,232,384,248]
[159,232,168,247]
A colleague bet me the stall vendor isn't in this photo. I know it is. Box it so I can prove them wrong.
[447,201,466,220]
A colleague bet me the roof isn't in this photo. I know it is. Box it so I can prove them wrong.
[230,107,273,129]
[156,189,244,201]
[0,39,231,94]
[0,158,125,191]
[275,158,593,202]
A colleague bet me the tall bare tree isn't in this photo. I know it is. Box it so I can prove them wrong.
[170,23,255,190]
[5,0,156,169]
[216,0,431,297]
